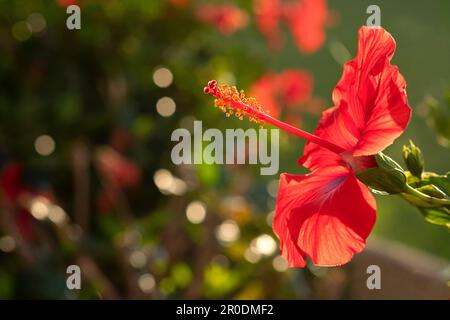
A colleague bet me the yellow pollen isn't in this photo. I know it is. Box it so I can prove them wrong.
[204,81,268,126]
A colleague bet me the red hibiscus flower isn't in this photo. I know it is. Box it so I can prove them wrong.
[250,69,313,118]
[254,0,330,53]
[196,4,249,36]
[204,26,411,267]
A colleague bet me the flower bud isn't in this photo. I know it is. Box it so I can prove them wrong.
[402,140,424,178]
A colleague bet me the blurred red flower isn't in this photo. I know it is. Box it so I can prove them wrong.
[0,163,28,202]
[96,147,141,188]
[56,0,78,6]
[250,69,313,118]
[0,163,34,240]
[253,0,283,49]
[254,0,330,53]
[249,73,279,117]
[95,147,141,213]
[197,4,249,35]
[284,0,328,53]
[274,26,411,267]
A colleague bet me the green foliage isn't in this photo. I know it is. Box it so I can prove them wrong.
[419,207,450,229]
[424,93,450,147]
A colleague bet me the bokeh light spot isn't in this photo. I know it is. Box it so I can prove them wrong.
[12,21,32,41]
[129,250,147,269]
[153,169,187,196]
[215,220,240,244]
[48,205,67,225]
[156,97,176,117]
[253,234,277,256]
[244,247,261,263]
[27,13,46,33]
[0,236,16,253]
[272,256,288,272]
[35,135,55,156]
[30,196,50,220]
[186,201,207,224]
[138,273,156,293]
[153,169,174,191]
[153,67,173,88]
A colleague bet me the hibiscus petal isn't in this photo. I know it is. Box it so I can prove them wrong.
[273,173,309,267]
[274,166,376,267]
[298,106,356,170]
[300,26,410,169]
[333,26,411,156]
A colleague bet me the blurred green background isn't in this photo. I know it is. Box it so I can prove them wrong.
[0,0,448,299]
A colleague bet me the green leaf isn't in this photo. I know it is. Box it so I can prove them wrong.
[416,184,446,199]
[419,206,450,230]
[427,173,450,196]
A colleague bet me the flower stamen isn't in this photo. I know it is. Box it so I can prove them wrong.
[203,80,269,126]
[204,80,346,155]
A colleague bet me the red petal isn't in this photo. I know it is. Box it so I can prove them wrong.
[300,26,410,169]
[298,106,355,170]
[274,173,308,267]
[333,26,411,156]
[274,166,376,267]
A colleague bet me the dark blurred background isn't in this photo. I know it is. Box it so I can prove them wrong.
[0,0,449,299]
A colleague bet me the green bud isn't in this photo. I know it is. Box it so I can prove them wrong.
[357,153,407,194]
[402,140,424,178]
